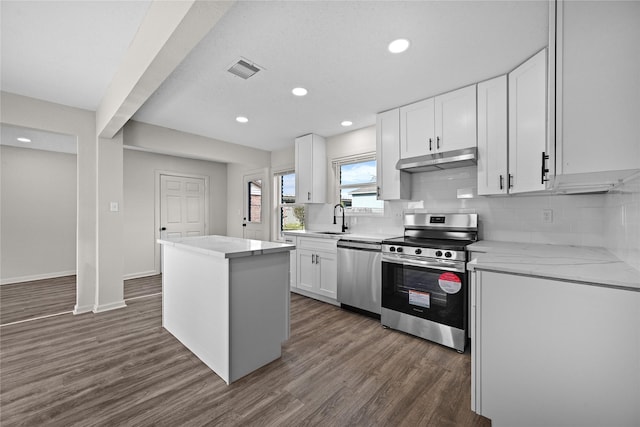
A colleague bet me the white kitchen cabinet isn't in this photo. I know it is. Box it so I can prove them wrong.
[295,134,326,203]
[283,235,297,290]
[400,97,435,158]
[435,84,477,153]
[400,84,476,159]
[551,0,640,191]
[471,270,640,426]
[295,237,337,302]
[508,48,550,194]
[477,75,508,195]
[376,108,410,200]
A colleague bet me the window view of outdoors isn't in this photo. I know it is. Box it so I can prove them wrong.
[280,173,304,231]
[248,179,262,223]
[339,160,383,211]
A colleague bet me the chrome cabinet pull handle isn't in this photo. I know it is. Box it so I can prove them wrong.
[499,175,504,190]
[312,254,315,264]
[436,136,440,149]
[307,191,311,201]
[429,138,432,151]
[508,174,514,189]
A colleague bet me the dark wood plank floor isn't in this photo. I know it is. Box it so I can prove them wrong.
[0,275,162,324]
[0,275,490,426]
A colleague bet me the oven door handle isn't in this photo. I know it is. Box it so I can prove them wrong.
[382,255,466,273]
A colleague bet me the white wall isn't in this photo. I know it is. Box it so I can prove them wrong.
[123,121,271,242]
[0,146,77,283]
[123,149,227,278]
[1,92,97,312]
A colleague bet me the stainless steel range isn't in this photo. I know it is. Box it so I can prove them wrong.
[381,212,478,352]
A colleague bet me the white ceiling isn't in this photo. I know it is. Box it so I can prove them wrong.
[1,1,549,153]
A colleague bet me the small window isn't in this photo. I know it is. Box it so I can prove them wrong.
[275,172,304,239]
[335,155,384,214]
[247,179,262,223]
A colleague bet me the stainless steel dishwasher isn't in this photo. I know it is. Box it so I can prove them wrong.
[337,239,382,317]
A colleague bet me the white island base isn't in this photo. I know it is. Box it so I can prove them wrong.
[159,236,293,385]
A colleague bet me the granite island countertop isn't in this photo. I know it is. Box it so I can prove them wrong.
[467,240,640,291]
[158,235,294,259]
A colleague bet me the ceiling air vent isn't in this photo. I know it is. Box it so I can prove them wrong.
[227,58,261,80]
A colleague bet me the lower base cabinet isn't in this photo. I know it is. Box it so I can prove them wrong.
[291,236,338,304]
[471,270,640,427]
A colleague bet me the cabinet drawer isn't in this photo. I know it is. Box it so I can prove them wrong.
[297,237,337,253]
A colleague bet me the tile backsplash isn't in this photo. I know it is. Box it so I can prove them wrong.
[307,167,639,271]
[604,173,640,270]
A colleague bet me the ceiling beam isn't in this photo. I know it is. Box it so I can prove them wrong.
[96,0,234,139]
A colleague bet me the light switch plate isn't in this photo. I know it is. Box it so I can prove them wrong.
[542,208,553,223]
[110,202,119,212]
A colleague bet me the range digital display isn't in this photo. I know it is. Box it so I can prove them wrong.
[430,216,445,224]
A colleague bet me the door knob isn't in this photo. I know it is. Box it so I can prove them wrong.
[160,227,167,231]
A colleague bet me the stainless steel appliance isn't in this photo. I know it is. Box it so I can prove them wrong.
[381,213,478,352]
[337,238,382,318]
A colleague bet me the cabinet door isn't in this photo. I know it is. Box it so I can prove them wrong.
[376,109,410,200]
[400,97,435,159]
[508,48,548,194]
[558,0,640,175]
[315,251,337,299]
[477,76,508,195]
[435,84,477,152]
[296,249,315,293]
[295,134,326,203]
[476,271,640,426]
[295,135,313,203]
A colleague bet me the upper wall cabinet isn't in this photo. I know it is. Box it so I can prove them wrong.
[508,48,550,194]
[552,0,640,191]
[478,50,549,196]
[477,75,508,195]
[376,109,410,200]
[295,134,326,203]
[400,84,477,159]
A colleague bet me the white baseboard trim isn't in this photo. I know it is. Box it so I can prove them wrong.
[1,270,76,285]
[93,300,127,313]
[73,304,94,315]
[290,288,340,307]
[123,270,159,280]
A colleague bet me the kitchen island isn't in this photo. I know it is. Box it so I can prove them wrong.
[157,235,294,385]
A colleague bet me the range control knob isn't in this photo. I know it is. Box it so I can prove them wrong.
[396,247,404,253]
[415,248,422,255]
[389,246,396,252]
[444,251,452,258]
[435,250,443,257]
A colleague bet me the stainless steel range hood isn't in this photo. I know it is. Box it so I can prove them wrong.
[395,147,477,173]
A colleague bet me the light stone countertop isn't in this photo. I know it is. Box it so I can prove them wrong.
[467,240,640,291]
[158,235,294,259]
[283,230,399,243]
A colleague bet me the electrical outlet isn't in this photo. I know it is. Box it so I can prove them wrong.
[542,209,553,224]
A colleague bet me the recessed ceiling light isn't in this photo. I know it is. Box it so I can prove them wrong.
[292,87,308,96]
[17,137,31,143]
[388,38,410,54]
[236,116,248,123]
[341,121,353,127]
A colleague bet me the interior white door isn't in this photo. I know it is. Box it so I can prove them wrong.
[160,175,206,239]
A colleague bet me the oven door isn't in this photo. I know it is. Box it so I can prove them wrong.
[381,255,467,330]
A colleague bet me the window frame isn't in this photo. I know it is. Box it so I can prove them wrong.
[332,153,384,215]
[273,169,305,241]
